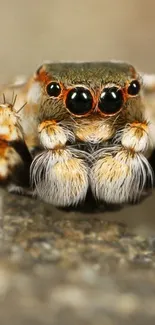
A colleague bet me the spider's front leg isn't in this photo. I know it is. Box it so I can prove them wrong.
[90,120,154,204]
[31,120,89,207]
[0,101,32,190]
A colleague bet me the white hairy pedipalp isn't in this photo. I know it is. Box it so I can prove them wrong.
[113,123,152,156]
[38,120,75,149]
[90,146,153,204]
[30,148,89,207]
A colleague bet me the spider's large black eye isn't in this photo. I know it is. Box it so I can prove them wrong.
[65,87,93,116]
[127,80,140,96]
[46,82,61,97]
[98,87,124,115]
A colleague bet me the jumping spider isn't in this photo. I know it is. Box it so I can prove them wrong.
[0,61,155,207]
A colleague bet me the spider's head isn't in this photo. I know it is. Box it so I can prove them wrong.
[27,61,143,125]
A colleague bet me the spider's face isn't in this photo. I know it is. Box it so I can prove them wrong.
[27,61,143,144]
[28,62,142,118]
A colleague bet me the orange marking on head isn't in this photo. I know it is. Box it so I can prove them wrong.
[35,66,50,85]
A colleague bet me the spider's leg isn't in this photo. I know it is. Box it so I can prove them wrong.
[9,138,32,188]
[0,75,41,195]
[0,102,32,192]
[0,74,40,152]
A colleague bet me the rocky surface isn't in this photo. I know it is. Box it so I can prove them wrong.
[0,188,155,324]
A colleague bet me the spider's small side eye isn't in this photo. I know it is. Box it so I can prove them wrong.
[127,80,141,96]
[46,82,62,97]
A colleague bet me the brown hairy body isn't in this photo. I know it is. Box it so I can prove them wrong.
[0,61,155,207]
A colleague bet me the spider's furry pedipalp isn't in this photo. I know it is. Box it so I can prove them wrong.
[113,121,153,156]
[38,119,75,149]
[30,148,89,207]
[90,146,154,204]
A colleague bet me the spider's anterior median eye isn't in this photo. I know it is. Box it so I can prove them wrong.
[65,87,93,116]
[127,80,140,96]
[98,87,124,115]
[46,82,61,97]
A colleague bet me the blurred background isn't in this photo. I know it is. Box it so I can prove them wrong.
[0,0,155,83]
